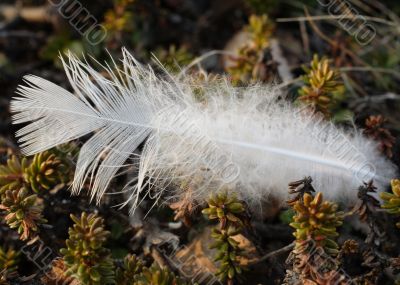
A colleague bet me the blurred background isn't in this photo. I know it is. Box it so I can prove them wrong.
[1,0,400,128]
[1,1,400,284]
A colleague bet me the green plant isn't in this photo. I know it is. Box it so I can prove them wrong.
[210,226,243,283]
[23,151,71,193]
[40,34,86,68]
[202,191,245,229]
[115,254,144,285]
[381,179,400,227]
[60,212,115,285]
[104,0,134,32]
[247,14,273,50]
[286,191,345,284]
[0,246,18,283]
[134,262,188,285]
[153,45,194,73]
[298,54,345,116]
[188,71,226,103]
[0,149,73,240]
[0,187,46,241]
[102,0,138,49]
[202,190,246,285]
[0,155,27,194]
[115,254,189,285]
[290,192,343,256]
[226,14,275,85]
[0,150,73,195]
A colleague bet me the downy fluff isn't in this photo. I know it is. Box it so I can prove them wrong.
[11,48,397,212]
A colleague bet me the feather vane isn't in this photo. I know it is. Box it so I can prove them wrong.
[11,48,397,211]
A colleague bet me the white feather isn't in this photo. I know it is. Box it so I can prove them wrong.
[11,48,397,212]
